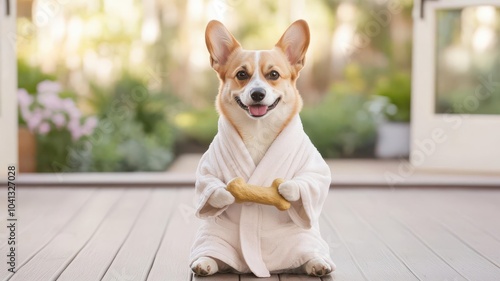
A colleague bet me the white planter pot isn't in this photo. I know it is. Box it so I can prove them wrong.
[375,122,410,158]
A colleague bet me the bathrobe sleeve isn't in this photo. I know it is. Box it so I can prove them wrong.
[194,143,230,219]
[287,145,331,229]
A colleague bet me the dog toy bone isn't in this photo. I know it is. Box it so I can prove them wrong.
[226,177,291,211]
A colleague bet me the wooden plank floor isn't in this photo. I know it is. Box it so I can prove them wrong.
[0,187,499,280]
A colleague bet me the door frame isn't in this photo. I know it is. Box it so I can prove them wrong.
[0,0,17,178]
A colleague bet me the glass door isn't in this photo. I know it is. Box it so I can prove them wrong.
[412,0,500,172]
[435,6,500,115]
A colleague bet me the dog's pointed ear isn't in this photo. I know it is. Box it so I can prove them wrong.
[275,20,310,71]
[205,20,241,71]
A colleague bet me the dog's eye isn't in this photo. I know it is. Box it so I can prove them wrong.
[236,71,249,80]
[267,70,280,80]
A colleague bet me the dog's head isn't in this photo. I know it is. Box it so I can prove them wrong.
[205,20,310,122]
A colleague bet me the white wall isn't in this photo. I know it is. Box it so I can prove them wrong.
[0,0,18,178]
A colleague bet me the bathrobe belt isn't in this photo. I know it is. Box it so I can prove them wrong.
[240,204,270,277]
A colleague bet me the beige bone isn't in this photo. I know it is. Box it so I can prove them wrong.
[226,177,291,211]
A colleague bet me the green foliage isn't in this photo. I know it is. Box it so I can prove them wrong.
[36,129,74,172]
[301,85,377,158]
[68,113,174,172]
[67,74,176,172]
[174,108,219,147]
[18,59,55,93]
[88,73,179,120]
[375,73,411,122]
[436,87,500,115]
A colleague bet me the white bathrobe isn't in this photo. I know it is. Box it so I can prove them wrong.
[189,114,333,277]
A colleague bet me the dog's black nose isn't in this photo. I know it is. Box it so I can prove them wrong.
[250,88,266,102]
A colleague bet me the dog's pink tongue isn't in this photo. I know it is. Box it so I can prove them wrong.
[249,105,268,116]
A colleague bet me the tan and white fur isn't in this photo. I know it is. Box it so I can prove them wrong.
[191,20,333,277]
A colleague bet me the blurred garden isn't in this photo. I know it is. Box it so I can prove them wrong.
[17,0,415,172]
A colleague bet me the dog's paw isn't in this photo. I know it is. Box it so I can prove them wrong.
[304,257,334,277]
[278,181,300,202]
[191,257,219,276]
[208,188,235,208]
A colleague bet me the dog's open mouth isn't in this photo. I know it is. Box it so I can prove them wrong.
[235,97,281,117]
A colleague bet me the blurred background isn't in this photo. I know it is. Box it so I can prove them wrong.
[14,0,499,173]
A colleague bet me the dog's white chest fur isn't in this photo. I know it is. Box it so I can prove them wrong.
[239,119,281,165]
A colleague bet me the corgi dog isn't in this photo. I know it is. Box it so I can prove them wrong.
[191,20,334,277]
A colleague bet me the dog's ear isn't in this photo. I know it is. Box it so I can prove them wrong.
[205,20,241,71]
[275,20,310,72]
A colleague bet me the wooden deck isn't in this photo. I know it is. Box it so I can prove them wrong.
[1,187,500,280]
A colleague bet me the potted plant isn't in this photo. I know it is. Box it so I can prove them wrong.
[18,80,98,172]
[374,73,411,158]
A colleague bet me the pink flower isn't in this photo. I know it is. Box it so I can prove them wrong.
[81,116,98,136]
[38,92,62,111]
[51,113,66,128]
[38,122,51,135]
[18,88,33,108]
[37,80,62,94]
[26,109,43,132]
[42,109,53,119]
[70,126,84,141]
[68,118,84,140]
[62,98,75,109]
[68,118,80,131]
[20,106,32,122]
[62,98,81,118]
[69,110,81,120]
